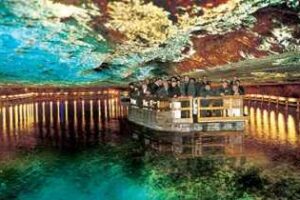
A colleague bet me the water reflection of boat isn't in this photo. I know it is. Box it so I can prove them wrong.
[128,96,248,132]
[131,128,244,159]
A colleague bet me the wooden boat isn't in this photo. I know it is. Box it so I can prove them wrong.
[128,96,248,132]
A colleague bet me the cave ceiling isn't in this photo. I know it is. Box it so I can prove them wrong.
[0,0,299,85]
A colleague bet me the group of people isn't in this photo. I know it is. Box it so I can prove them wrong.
[129,75,245,99]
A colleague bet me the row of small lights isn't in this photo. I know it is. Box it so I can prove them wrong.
[245,94,299,103]
[0,90,119,100]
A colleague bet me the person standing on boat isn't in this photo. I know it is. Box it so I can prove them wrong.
[129,84,141,106]
[149,78,162,95]
[217,80,233,96]
[129,83,135,98]
[156,80,169,98]
[168,80,181,98]
[140,82,151,97]
[200,82,214,117]
[195,77,204,96]
[187,78,197,97]
[235,80,245,95]
[200,82,214,97]
[230,76,239,85]
[216,80,233,116]
[180,75,190,96]
[232,84,242,96]
[179,77,186,96]
[202,75,209,85]
[228,84,243,117]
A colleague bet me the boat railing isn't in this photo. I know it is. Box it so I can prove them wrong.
[197,96,244,123]
[129,95,245,124]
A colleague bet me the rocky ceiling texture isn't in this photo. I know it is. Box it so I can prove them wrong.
[54,0,300,82]
[0,0,300,84]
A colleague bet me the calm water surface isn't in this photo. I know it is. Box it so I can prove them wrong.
[0,95,300,200]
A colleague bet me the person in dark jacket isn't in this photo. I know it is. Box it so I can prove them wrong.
[200,83,214,117]
[145,78,152,89]
[230,76,239,86]
[149,78,162,95]
[195,77,204,97]
[180,75,190,96]
[129,83,135,98]
[179,78,186,96]
[217,81,233,96]
[130,85,142,107]
[156,80,169,98]
[200,83,214,97]
[168,81,181,98]
[187,78,197,97]
[235,80,245,95]
[202,75,209,85]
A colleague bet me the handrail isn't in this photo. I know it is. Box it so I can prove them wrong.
[197,95,245,100]
[244,94,300,111]
[197,96,244,121]
[129,95,246,123]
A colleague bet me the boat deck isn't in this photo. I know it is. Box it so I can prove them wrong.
[128,96,248,132]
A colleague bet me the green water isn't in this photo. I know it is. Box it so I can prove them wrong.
[2,141,300,200]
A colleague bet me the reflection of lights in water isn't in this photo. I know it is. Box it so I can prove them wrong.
[270,111,277,141]
[35,103,38,123]
[90,100,93,130]
[65,101,68,129]
[108,99,111,119]
[82,100,85,126]
[56,101,61,135]
[74,100,77,129]
[42,102,46,126]
[109,99,112,119]
[112,99,115,118]
[2,107,6,136]
[244,106,248,115]
[22,104,25,131]
[14,105,18,135]
[26,104,29,130]
[0,96,124,147]
[0,104,35,139]
[287,114,297,145]
[278,112,286,143]
[249,107,255,135]
[111,99,114,118]
[98,100,101,125]
[20,104,23,130]
[256,107,262,138]
[50,102,53,134]
[56,101,60,125]
[104,99,108,119]
[9,106,13,133]
[28,104,34,131]
[263,109,269,139]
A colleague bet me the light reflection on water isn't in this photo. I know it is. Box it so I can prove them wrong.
[245,102,299,146]
[0,97,127,153]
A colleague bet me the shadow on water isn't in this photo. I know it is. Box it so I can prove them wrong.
[0,93,300,199]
